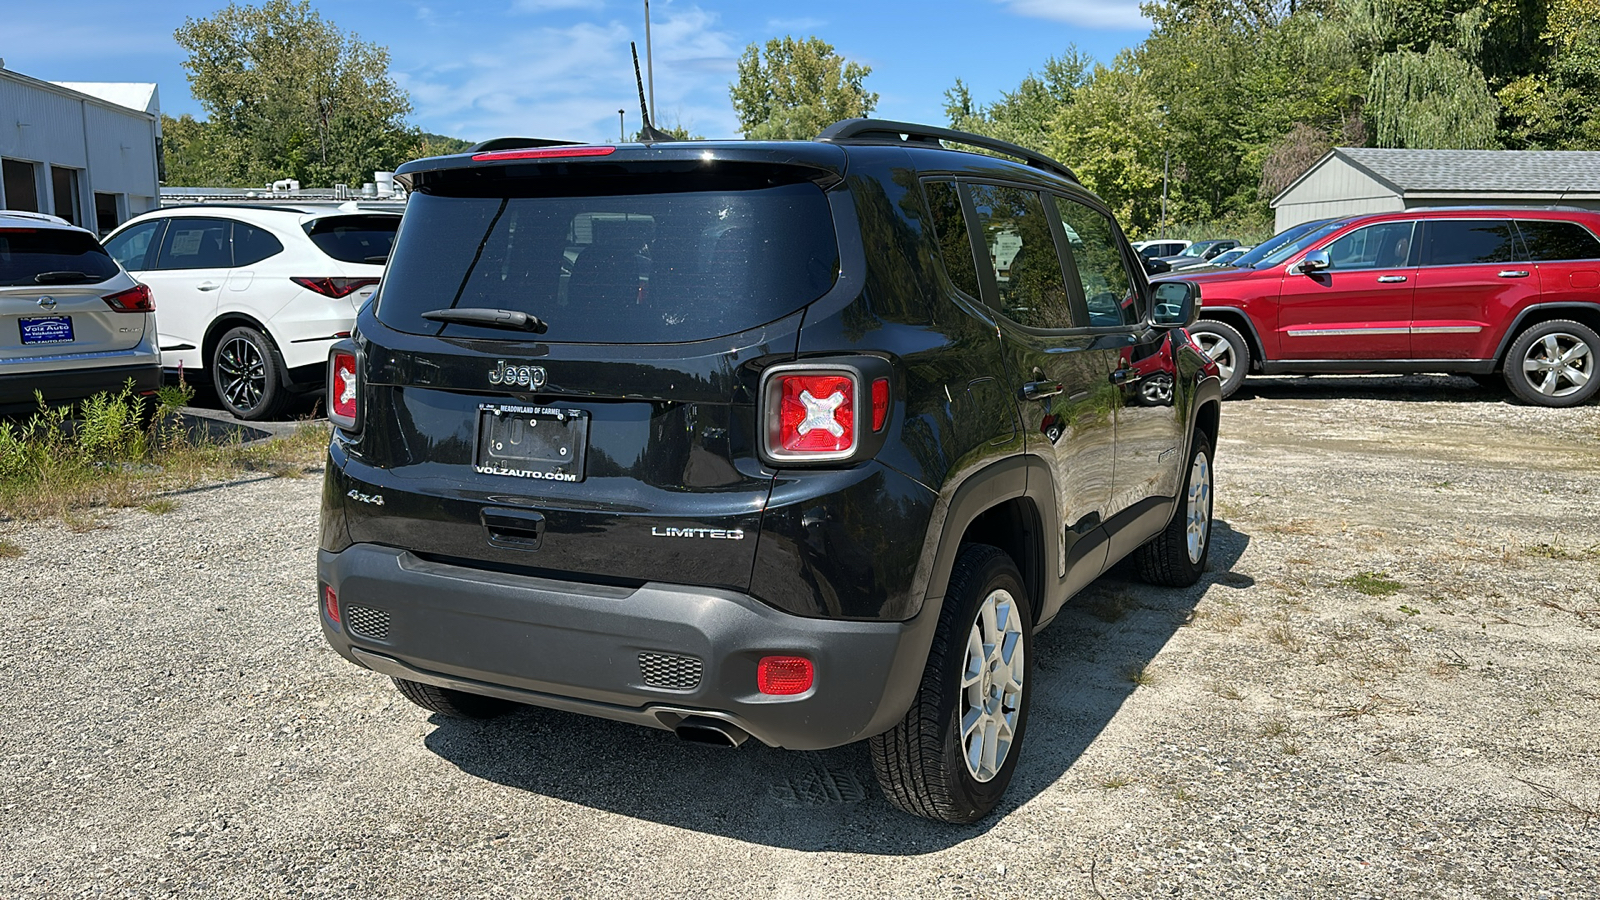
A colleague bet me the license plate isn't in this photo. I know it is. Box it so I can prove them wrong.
[475,403,589,482]
[19,316,74,345]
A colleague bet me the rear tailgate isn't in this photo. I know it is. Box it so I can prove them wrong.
[336,147,846,593]
[0,228,142,364]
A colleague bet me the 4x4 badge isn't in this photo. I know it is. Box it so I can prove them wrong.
[489,360,547,389]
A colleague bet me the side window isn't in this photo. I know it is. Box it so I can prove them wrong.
[967,184,1073,329]
[103,219,162,272]
[1324,221,1415,270]
[1515,220,1600,262]
[1054,196,1137,327]
[155,218,233,269]
[1422,220,1518,267]
[922,180,981,298]
[233,222,284,266]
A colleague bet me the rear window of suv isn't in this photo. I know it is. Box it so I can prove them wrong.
[0,228,121,285]
[377,178,839,343]
[1515,220,1600,261]
[305,215,400,264]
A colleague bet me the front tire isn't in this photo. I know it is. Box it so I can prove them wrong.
[1135,431,1214,587]
[1188,320,1250,398]
[1503,319,1599,408]
[212,325,286,420]
[870,544,1033,824]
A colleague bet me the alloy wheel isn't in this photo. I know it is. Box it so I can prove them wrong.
[216,336,267,412]
[960,588,1026,782]
[1193,332,1236,384]
[1520,332,1593,398]
[1186,450,1212,565]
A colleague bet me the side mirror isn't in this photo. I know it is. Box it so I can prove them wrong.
[1300,249,1331,273]
[1153,280,1199,328]
[1145,257,1172,275]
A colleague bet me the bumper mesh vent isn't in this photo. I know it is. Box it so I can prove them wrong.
[638,652,703,691]
[345,605,391,640]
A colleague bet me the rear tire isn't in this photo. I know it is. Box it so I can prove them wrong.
[1135,431,1214,587]
[391,677,517,719]
[1503,319,1599,408]
[870,544,1033,824]
[1188,320,1250,398]
[212,325,286,421]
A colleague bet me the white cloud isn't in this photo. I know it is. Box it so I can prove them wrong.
[399,5,741,143]
[997,0,1149,30]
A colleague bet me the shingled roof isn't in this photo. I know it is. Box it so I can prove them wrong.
[1336,148,1600,194]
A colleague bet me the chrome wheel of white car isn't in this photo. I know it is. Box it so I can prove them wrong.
[960,587,1026,782]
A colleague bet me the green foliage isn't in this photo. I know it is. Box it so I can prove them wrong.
[1368,46,1500,148]
[730,36,878,139]
[416,132,474,157]
[170,0,422,187]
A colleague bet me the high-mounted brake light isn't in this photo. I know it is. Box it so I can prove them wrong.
[328,348,359,431]
[102,283,154,313]
[471,145,617,162]
[757,656,814,695]
[293,277,380,299]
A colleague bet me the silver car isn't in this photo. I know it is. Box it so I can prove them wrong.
[0,211,160,413]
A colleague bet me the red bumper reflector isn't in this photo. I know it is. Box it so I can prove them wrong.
[871,377,889,431]
[757,656,814,695]
[472,145,617,161]
[323,585,341,624]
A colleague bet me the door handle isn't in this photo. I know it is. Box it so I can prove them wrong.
[1110,368,1140,386]
[1020,381,1063,401]
[1498,270,1530,278]
[197,281,222,291]
[1377,275,1408,283]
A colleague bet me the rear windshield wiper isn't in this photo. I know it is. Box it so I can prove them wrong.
[422,307,548,334]
[34,270,91,284]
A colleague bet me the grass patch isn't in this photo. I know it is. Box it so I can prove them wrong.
[0,383,328,523]
[0,538,22,559]
[1341,571,1405,597]
[1099,774,1134,790]
[1527,542,1600,561]
[1125,665,1157,687]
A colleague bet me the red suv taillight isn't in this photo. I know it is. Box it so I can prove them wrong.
[292,277,380,299]
[102,283,153,313]
[328,346,360,431]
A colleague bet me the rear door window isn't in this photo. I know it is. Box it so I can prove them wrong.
[0,228,121,285]
[104,219,163,272]
[155,218,233,269]
[965,184,1075,329]
[377,180,838,343]
[1515,220,1600,262]
[1420,220,1518,267]
[304,215,399,264]
[923,180,981,298]
[233,222,284,266]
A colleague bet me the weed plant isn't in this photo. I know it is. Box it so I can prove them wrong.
[0,380,328,522]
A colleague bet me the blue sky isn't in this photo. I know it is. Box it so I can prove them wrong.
[4,1,1151,143]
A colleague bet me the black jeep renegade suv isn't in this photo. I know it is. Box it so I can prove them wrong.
[318,120,1222,823]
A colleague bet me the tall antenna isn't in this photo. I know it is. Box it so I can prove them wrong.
[631,42,674,142]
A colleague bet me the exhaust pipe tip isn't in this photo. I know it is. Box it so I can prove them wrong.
[672,717,749,748]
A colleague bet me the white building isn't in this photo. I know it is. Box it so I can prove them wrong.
[0,62,160,234]
[1270,148,1600,232]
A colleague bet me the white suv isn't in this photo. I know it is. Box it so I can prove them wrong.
[103,203,401,419]
[1,211,160,414]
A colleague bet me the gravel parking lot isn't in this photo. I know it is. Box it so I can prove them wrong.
[3,375,1596,899]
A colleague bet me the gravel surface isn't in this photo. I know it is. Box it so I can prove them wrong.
[2,374,1596,898]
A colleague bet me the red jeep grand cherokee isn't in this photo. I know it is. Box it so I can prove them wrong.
[1174,208,1600,407]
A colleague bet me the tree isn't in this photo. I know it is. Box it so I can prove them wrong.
[172,0,421,186]
[730,36,877,140]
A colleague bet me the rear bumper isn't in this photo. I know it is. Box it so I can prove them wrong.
[318,544,939,750]
[0,361,161,413]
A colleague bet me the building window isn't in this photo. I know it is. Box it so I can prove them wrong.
[51,167,82,228]
[94,193,125,236]
[3,159,40,212]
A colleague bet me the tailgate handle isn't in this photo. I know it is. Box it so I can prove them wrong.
[482,508,546,549]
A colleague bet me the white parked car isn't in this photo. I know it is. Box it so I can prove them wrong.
[1,210,160,414]
[1132,239,1191,259]
[102,203,401,419]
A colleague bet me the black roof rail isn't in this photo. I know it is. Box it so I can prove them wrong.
[817,118,1078,183]
[464,137,583,153]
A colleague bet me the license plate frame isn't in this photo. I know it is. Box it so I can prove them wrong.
[19,315,74,346]
[474,403,590,483]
